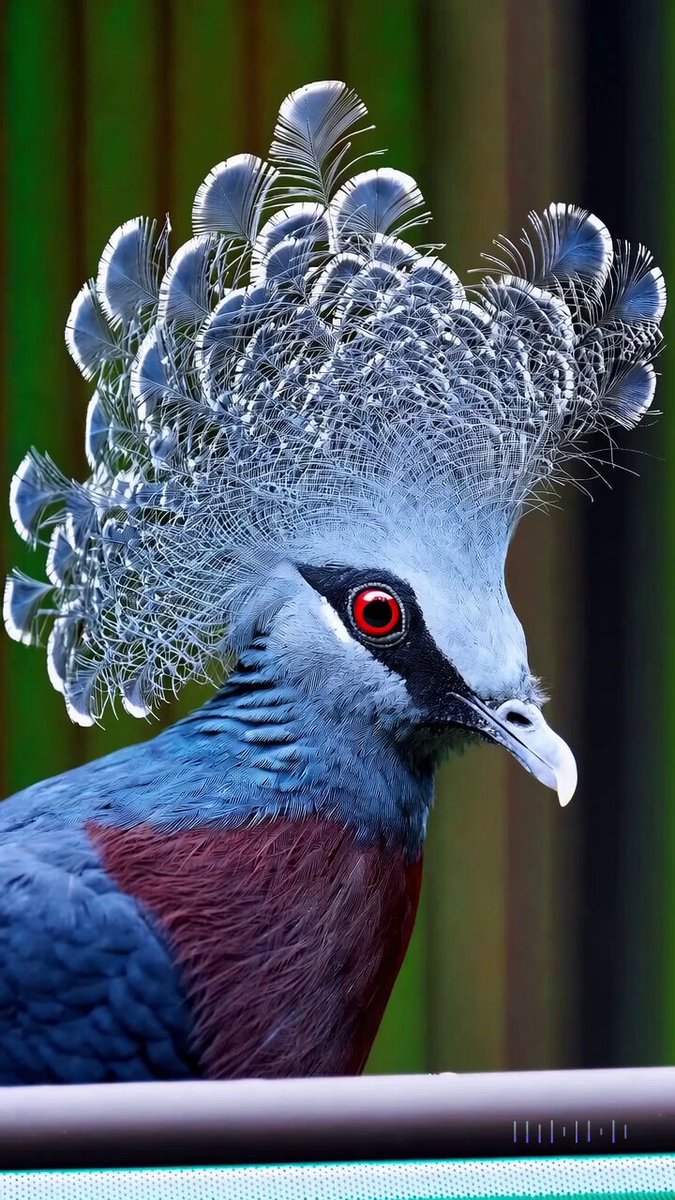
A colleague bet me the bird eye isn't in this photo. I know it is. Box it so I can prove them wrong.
[350,586,404,641]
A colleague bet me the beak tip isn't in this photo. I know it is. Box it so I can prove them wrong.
[458,694,578,808]
[555,757,578,808]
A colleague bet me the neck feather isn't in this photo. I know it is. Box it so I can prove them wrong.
[171,637,433,854]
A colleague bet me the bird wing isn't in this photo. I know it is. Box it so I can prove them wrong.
[0,829,196,1083]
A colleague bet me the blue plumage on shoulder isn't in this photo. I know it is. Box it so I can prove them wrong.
[0,829,195,1084]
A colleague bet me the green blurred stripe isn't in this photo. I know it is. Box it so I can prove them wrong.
[84,0,162,262]
[171,0,244,242]
[344,0,424,180]
[82,0,165,757]
[3,0,78,794]
[169,1,334,728]
[424,0,509,271]
[423,0,510,1073]
[168,0,245,724]
[337,0,428,1074]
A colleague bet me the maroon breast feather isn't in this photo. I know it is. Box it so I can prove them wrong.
[89,817,423,1078]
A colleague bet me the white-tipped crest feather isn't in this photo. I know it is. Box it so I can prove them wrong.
[96,217,167,329]
[192,154,278,242]
[270,80,371,204]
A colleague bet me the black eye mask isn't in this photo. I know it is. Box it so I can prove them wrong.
[297,563,473,713]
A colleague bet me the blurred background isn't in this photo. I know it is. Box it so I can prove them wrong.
[0,0,673,1075]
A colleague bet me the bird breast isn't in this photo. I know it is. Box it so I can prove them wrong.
[88,817,423,1077]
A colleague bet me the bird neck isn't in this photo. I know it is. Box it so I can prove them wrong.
[172,636,433,856]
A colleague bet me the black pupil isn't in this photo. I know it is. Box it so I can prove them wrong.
[364,598,394,628]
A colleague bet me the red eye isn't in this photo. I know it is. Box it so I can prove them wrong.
[351,586,403,639]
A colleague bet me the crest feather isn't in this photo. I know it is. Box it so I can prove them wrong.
[192,154,278,242]
[270,80,370,203]
[5,82,667,724]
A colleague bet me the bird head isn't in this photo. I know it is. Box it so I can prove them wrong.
[4,81,665,814]
[245,480,576,804]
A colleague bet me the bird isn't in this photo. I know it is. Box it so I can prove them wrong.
[0,80,666,1085]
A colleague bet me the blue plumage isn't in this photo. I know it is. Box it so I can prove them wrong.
[0,830,194,1083]
[0,640,432,1082]
[2,640,432,848]
[0,80,667,1083]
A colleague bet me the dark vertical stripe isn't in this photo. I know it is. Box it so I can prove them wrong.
[577,0,634,1067]
[576,0,672,1069]
[252,0,333,155]
[502,0,582,1073]
[619,0,672,1066]
[662,0,675,1065]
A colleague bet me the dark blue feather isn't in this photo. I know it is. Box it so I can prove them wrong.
[0,831,195,1084]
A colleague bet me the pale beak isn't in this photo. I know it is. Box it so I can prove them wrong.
[452,694,577,807]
